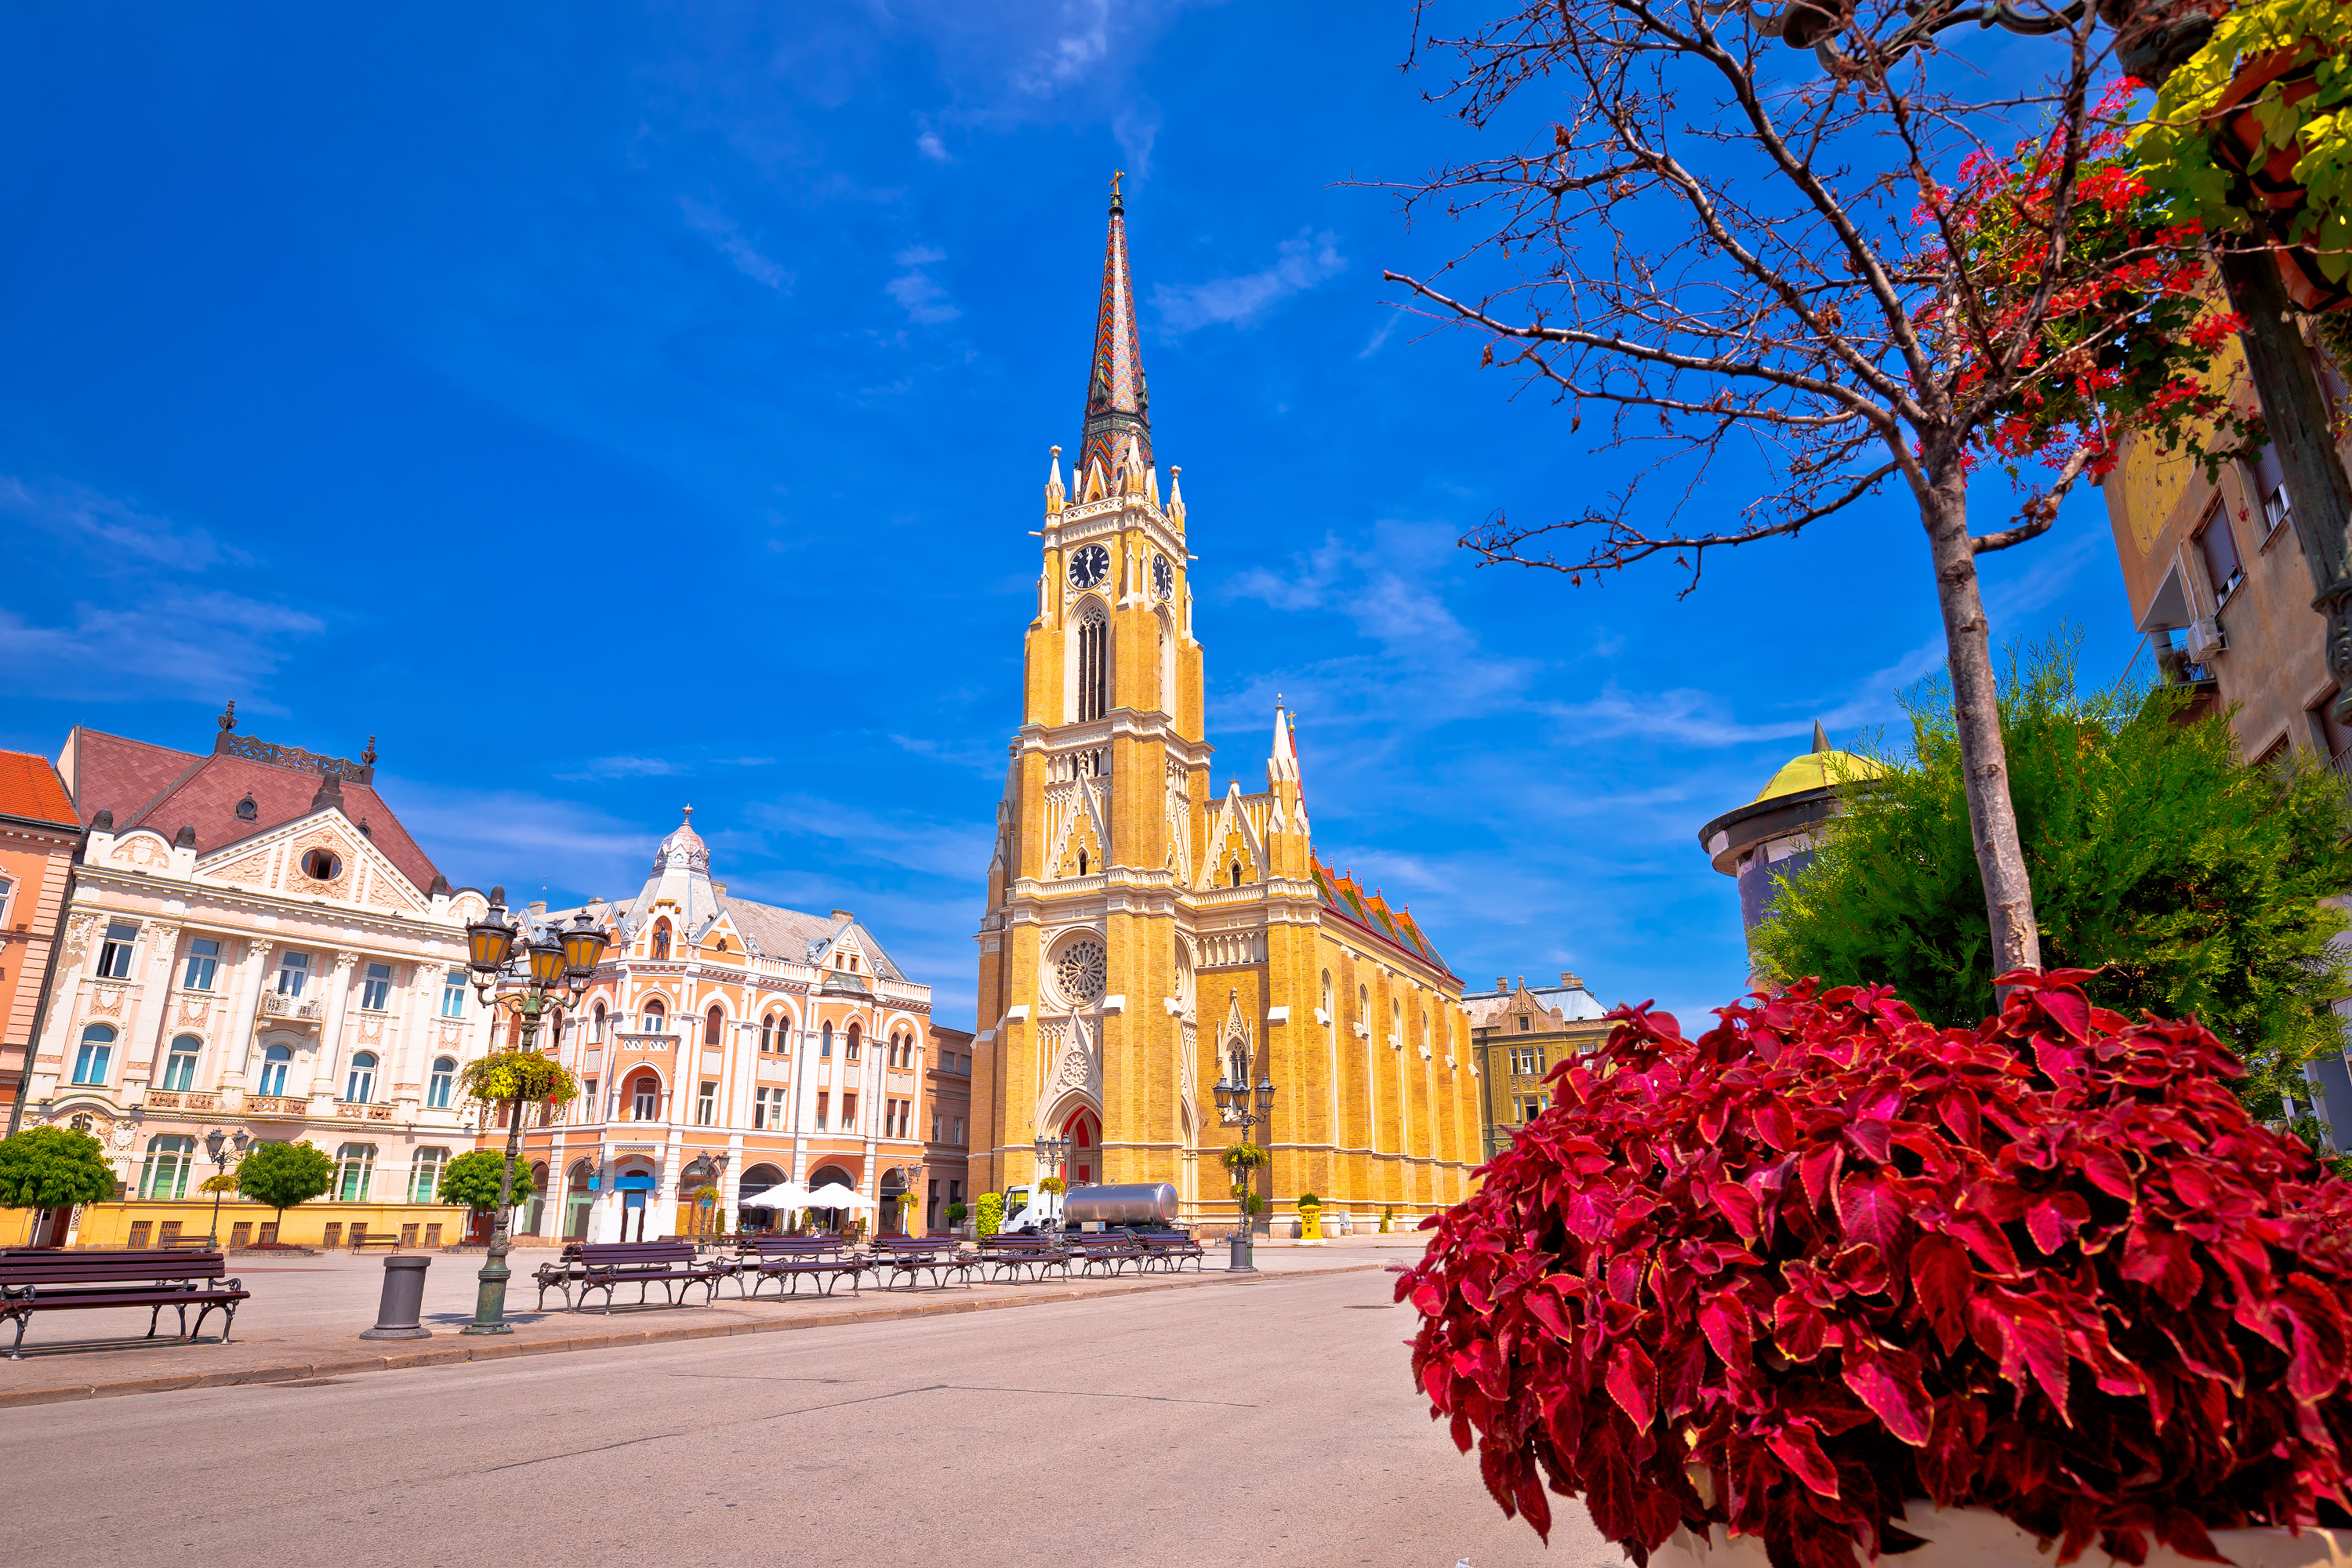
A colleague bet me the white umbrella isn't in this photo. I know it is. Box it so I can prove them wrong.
[737,1181,815,1210]
[804,1181,877,1210]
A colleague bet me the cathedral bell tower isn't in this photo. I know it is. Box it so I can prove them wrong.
[971,177,1210,1200]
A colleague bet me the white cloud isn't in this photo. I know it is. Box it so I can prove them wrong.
[0,475,231,572]
[887,245,961,324]
[0,592,322,702]
[557,755,688,781]
[1358,315,1399,360]
[915,129,950,163]
[1113,100,1160,180]
[678,197,791,290]
[1153,230,1347,333]
[1011,0,1112,95]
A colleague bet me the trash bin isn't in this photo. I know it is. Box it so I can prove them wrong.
[361,1254,433,1340]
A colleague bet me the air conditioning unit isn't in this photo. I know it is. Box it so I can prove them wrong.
[2184,616,2227,661]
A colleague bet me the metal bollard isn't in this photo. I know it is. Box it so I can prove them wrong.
[360,1254,433,1340]
[1227,1228,1254,1272]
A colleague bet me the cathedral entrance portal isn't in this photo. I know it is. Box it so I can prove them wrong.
[1062,1108,1101,1188]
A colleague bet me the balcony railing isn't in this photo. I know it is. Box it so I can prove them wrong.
[142,1091,219,1112]
[336,1100,395,1122]
[614,1032,678,1053]
[260,993,325,1021]
[242,1094,302,1116]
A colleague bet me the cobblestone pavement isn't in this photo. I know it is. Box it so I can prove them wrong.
[2,1264,1617,1568]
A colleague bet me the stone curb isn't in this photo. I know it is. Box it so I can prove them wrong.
[0,1260,1392,1409]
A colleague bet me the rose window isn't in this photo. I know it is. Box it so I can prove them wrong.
[1054,938,1107,1007]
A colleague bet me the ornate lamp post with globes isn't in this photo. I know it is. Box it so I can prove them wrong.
[457,887,598,1335]
[201,1126,249,1248]
[1212,1035,1276,1272]
[1031,1134,1069,1229]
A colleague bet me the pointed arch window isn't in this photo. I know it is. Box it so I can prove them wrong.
[846,1022,862,1062]
[705,1005,724,1046]
[1076,600,1109,722]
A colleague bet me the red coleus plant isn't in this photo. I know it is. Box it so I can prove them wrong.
[1402,972,2352,1568]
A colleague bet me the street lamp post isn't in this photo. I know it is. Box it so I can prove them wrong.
[201,1127,249,1248]
[1032,1134,1069,1230]
[1212,1042,1276,1273]
[460,888,603,1336]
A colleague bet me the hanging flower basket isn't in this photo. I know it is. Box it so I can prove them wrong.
[2140,0,2352,312]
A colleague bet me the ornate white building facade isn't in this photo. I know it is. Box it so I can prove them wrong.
[12,717,500,1247]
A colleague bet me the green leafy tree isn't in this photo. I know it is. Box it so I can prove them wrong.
[0,1126,117,1213]
[437,1149,536,1213]
[1755,638,2352,1120]
[234,1141,336,1233]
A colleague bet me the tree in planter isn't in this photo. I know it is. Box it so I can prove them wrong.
[1754,637,2352,1124]
[975,1192,1004,1238]
[946,1200,968,1230]
[234,1141,335,1241]
[0,1127,116,1236]
[437,1149,538,1224]
[1381,5,2243,982]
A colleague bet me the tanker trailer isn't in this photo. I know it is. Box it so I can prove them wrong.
[1061,1182,1181,1232]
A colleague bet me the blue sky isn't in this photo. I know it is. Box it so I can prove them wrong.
[0,4,2137,1031]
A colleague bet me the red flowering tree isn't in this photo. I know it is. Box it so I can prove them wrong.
[1402,974,2352,1568]
[1936,82,2256,494]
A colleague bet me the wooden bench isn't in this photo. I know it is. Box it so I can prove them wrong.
[975,1234,1072,1283]
[1067,1232,1145,1277]
[568,1241,721,1315]
[349,1233,402,1254]
[872,1239,975,1290]
[1137,1232,1207,1272]
[0,1250,249,1359]
[739,1238,866,1300]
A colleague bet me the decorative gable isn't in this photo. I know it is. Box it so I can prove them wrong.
[196,811,426,914]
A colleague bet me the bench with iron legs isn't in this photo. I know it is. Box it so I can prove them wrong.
[975,1234,1072,1283]
[568,1241,721,1315]
[1137,1232,1207,1272]
[0,1250,249,1359]
[738,1238,866,1300]
[871,1238,976,1290]
[349,1234,402,1254]
[1066,1232,1145,1277]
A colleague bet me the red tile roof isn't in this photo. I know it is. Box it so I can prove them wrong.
[64,727,444,895]
[0,750,77,829]
[1312,858,1456,979]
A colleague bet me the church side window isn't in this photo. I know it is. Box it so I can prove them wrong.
[1076,601,1109,722]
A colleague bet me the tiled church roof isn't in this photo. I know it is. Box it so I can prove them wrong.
[1312,858,1453,978]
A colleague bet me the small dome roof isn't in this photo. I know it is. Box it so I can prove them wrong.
[652,805,709,874]
[1751,721,1886,804]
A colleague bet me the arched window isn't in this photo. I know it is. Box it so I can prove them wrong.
[1392,997,1403,1041]
[336,1143,376,1201]
[631,1073,660,1122]
[846,1022,862,1062]
[428,1056,456,1109]
[591,1002,607,1043]
[759,1014,772,1052]
[1077,848,1088,877]
[259,1044,292,1097]
[705,1005,724,1046]
[72,1025,114,1086]
[140,1134,195,1200]
[346,1051,378,1103]
[1230,861,1243,887]
[1076,600,1109,721]
[1320,971,1332,1014]
[642,996,666,1034]
[651,920,671,961]
[162,1034,201,1092]
[821,1022,833,1059]
[410,1146,449,1202]
[775,1012,794,1056]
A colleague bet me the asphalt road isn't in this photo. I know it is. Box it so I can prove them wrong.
[4,1267,1621,1568]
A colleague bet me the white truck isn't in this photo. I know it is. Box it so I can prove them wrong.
[1001,1182,1179,1233]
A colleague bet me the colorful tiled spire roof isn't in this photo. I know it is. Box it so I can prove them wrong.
[1312,857,1454,978]
[1078,173,1149,485]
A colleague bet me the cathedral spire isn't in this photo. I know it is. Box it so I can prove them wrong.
[1078,172,1149,485]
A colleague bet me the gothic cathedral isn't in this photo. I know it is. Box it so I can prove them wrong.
[969,187,1483,1229]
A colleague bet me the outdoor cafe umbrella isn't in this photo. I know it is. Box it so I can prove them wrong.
[804,1181,877,1210]
[736,1181,816,1211]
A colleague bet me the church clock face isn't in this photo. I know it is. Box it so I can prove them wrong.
[1068,543,1110,591]
[1152,552,1173,601]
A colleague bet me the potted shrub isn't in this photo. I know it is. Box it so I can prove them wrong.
[1401,972,2352,1568]
[975,1192,1004,1238]
[1298,1190,1323,1242]
[947,1199,968,1237]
